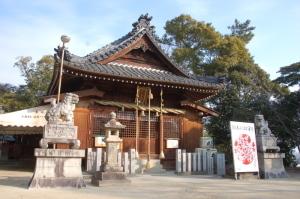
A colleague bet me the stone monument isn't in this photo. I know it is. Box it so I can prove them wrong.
[254,114,287,179]
[92,112,129,185]
[200,126,214,149]
[28,93,86,188]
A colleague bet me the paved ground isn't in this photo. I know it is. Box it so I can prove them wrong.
[1,166,300,199]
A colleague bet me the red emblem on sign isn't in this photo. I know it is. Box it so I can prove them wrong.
[233,134,256,165]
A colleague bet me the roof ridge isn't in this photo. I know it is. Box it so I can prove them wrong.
[54,14,194,78]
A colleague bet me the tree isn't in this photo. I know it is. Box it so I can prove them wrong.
[275,62,300,87]
[162,14,287,163]
[228,19,255,44]
[269,61,300,165]
[13,55,54,107]
[162,15,222,74]
[0,55,54,112]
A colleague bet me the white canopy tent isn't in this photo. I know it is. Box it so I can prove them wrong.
[0,105,49,135]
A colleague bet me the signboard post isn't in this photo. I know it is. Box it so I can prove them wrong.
[230,121,259,179]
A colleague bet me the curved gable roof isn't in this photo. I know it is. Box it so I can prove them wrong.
[57,14,192,78]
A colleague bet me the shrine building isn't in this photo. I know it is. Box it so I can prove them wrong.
[0,14,224,169]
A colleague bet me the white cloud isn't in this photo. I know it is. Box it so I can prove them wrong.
[174,0,210,19]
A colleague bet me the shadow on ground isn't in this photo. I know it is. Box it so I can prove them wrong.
[0,176,31,188]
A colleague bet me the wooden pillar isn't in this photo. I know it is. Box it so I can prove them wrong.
[135,86,139,158]
[146,88,151,168]
[159,88,165,159]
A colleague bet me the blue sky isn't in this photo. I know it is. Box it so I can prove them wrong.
[0,0,299,85]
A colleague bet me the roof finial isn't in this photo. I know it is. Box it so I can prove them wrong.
[131,13,155,35]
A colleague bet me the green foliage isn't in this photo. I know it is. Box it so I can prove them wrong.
[275,62,300,87]
[162,15,222,74]
[0,55,54,112]
[228,19,255,44]
[162,14,293,164]
[13,55,54,107]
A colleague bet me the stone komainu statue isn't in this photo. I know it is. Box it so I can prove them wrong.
[254,114,273,136]
[254,114,280,152]
[40,93,80,149]
[45,93,79,125]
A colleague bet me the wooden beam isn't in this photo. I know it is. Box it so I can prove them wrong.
[180,100,219,117]
[43,87,105,102]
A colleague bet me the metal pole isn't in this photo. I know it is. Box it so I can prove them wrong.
[57,43,65,103]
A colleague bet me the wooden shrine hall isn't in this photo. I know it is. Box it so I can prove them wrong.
[47,14,224,168]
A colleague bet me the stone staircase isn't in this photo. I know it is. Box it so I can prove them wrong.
[140,159,167,174]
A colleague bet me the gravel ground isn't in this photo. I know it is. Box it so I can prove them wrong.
[1,166,300,199]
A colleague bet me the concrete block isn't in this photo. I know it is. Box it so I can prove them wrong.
[176,149,182,173]
[201,149,207,173]
[182,150,186,173]
[117,151,122,168]
[192,153,197,172]
[215,153,225,176]
[96,148,102,171]
[86,148,92,171]
[187,153,192,173]
[195,148,202,172]
[123,152,129,173]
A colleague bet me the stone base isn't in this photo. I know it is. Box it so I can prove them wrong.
[92,171,130,186]
[237,172,259,180]
[29,177,85,188]
[28,148,86,188]
[258,152,288,179]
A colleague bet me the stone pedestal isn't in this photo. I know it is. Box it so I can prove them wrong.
[28,149,86,188]
[40,124,80,149]
[255,114,287,179]
[92,172,129,186]
[200,137,214,148]
[92,112,129,185]
[104,138,123,172]
[256,135,280,153]
[258,152,288,179]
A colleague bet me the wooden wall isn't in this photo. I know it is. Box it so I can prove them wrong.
[74,108,91,149]
[182,110,203,152]
[57,107,91,149]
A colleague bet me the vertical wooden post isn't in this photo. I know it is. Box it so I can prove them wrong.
[146,88,151,169]
[159,88,165,159]
[135,86,139,158]
[57,44,65,103]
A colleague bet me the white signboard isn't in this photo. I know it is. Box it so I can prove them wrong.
[230,121,259,173]
[95,136,106,147]
[166,139,179,148]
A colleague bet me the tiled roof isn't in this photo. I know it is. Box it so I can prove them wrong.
[55,14,192,78]
[63,60,223,89]
[53,14,224,91]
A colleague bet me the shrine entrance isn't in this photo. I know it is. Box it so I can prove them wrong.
[91,110,182,160]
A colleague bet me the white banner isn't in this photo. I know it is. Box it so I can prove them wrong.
[230,121,259,173]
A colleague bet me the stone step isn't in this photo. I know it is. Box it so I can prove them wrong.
[140,159,167,174]
[138,154,160,159]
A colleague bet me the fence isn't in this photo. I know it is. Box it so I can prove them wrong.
[176,148,225,176]
[86,148,141,174]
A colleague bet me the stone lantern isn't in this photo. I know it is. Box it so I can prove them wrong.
[92,112,129,185]
[103,112,125,172]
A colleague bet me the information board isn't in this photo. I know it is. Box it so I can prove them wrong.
[230,121,259,173]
